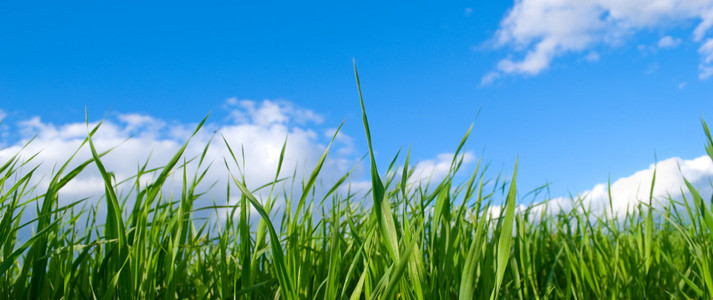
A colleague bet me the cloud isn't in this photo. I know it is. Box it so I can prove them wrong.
[5,99,709,226]
[408,152,476,185]
[0,99,359,223]
[480,71,502,86]
[0,99,487,227]
[487,0,713,81]
[699,38,713,78]
[658,35,682,48]
[679,81,688,89]
[542,155,713,217]
[585,51,600,62]
[0,110,8,146]
[225,98,324,126]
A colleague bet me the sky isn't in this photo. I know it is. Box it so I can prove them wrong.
[1,1,712,215]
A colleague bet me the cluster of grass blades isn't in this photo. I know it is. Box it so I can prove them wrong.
[0,65,713,299]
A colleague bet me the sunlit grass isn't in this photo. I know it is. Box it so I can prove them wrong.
[1,65,713,299]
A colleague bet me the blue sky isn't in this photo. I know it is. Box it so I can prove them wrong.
[1,1,712,208]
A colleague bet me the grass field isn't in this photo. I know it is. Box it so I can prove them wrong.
[1,67,713,299]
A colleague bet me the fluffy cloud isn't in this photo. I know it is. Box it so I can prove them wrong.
[585,51,600,62]
[0,99,358,223]
[699,38,713,78]
[0,98,491,227]
[542,155,713,217]
[408,152,477,186]
[225,97,324,126]
[658,35,682,48]
[486,0,713,82]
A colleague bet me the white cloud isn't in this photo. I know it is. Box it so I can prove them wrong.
[658,35,682,48]
[480,71,502,86]
[0,99,358,223]
[117,113,166,138]
[487,0,713,81]
[331,152,480,206]
[0,99,488,227]
[225,98,324,126]
[700,65,713,79]
[542,155,713,217]
[408,152,476,185]
[585,51,600,62]
[679,81,688,89]
[0,110,8,145]
[699,38,713,78]
[324,128,355,156]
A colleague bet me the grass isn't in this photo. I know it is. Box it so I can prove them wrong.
[1,65,713,299]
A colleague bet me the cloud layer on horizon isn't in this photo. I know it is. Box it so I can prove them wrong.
[0,100,482,222]
[0,99,358,220]
[538,155,713,217]
[1,101,711,222]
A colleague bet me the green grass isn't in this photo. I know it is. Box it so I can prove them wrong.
[1,66,713,299]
